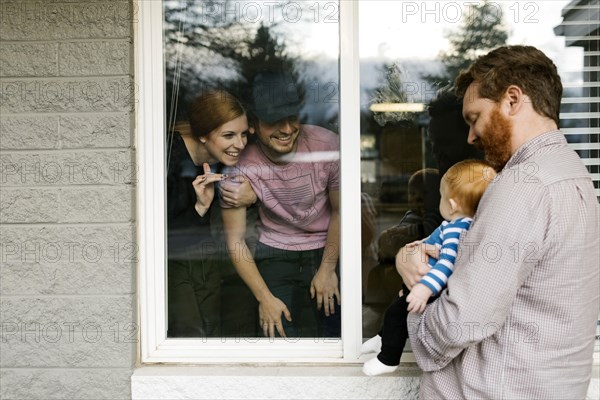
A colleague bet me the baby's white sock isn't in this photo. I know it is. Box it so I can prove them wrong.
[360,335,382,354]
[362,356,398,376]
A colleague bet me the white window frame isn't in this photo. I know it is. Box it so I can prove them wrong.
[135,0,366,364]
[135,0,599,366]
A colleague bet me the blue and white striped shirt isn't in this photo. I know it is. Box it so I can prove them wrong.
[419,217,473,295]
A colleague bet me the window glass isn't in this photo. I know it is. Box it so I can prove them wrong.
[163,0,341,339]
[154,0,598,358]
[358,0,599,343]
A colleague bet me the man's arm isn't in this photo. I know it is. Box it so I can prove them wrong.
[396,223,443,289]
[406,180,545,371]
[219,177,257,208]
[221,206,291,337]
[396,244,434,289]
[310,189,340,316]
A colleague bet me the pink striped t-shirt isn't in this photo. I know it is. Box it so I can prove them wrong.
[222,125,340,251]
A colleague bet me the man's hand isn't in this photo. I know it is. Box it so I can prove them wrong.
[310,268,340,317]
[406,283,433,314]
[258,295,292,338]
[405,239,423,248]
[220,176,257,208]
[395,244,434,289]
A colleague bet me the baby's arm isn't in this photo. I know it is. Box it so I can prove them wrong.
[418,219,469,295]
[406,283,433,313]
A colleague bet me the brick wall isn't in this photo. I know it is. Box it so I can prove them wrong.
[0,1,136,399]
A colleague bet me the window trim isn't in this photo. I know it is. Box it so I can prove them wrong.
[135,0,366,364]
[135,0,598,366]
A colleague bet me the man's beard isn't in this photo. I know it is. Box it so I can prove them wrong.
[475,106,513,171]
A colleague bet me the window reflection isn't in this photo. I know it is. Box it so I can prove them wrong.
[358,0,587,340]
[164,1,340,339]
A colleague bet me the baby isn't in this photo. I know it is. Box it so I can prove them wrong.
[362,159,497,376]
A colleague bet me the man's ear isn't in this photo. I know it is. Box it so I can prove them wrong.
[504,85,526,116]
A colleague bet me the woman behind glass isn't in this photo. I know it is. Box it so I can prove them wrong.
[167,90,256,337]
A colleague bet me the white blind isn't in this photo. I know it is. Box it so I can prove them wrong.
[555,0,600,356]
[555,0,600,199]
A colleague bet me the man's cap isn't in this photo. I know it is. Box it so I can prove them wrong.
[252,71,301,124]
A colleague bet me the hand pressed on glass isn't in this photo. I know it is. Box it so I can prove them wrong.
[259,294,292,338]
[310,268,341,317]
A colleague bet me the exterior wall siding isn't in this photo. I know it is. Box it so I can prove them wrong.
[0,1,598,399]
[0,1,136,399]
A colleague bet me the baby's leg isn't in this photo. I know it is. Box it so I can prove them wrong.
[378,290,410,365]
[360,334,382,354]
[362,290,410,376]
[362,355,399,376]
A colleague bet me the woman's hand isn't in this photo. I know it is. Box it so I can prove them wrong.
[192,163,226,216]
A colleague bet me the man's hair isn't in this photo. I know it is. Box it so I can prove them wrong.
[251,70,301,124]
[455,45,562,125]
[442,159,496,217]
[428,85,462,118]
[427,86,484,176]
[188,90,246,139]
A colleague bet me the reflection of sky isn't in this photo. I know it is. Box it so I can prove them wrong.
[258,0,583,83]
[295,1,582,74]
[282,0,585,114]
[167,1,582,74]
[166,1,586,115]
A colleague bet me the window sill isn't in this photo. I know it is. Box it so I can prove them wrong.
[131,364,422,400]
[132,364,600,400]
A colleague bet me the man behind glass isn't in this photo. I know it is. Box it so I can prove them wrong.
[221,71,341,338]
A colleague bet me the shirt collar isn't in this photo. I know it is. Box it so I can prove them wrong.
[504,130,566,169]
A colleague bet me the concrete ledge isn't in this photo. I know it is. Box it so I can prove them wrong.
[131,365,421,400]
[132,365,600,400]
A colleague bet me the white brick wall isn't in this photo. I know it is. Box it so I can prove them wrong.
[2,2,597,399]
[0,1,136,399]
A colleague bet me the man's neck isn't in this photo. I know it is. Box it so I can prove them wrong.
[510,115,558,155]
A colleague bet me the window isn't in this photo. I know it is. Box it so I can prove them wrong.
[357,0,600,348]
[137,0,599,363]
[163,1,342,341]
[138,0,354,363]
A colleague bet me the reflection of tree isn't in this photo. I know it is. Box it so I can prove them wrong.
[164,1,246,121]
[425,0,509,86]
[235,24,302,105]
[371,63,414,127]
[164,1,300,122]
[242,25,294,81]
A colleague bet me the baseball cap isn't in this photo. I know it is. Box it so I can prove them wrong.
[252,71,301,124]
